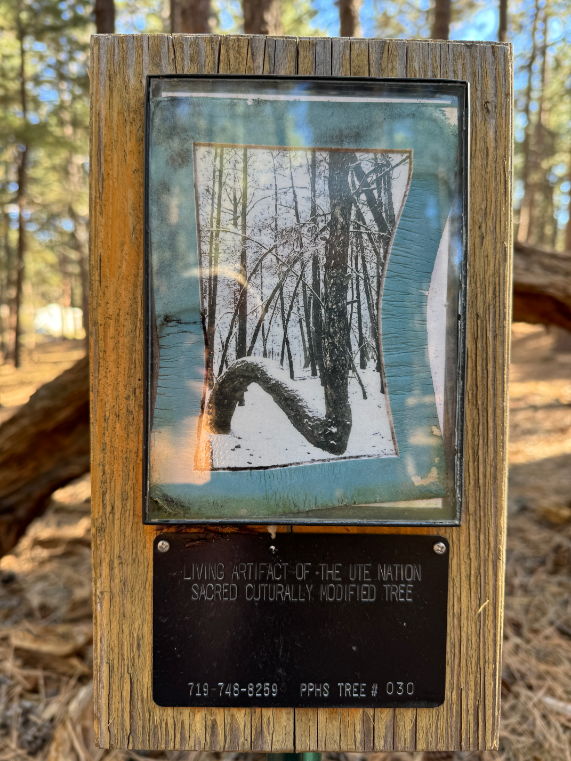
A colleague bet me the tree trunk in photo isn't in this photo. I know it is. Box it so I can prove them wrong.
[350,158,390,240]
[301,278,316,375]
[207,148,224,388]
[338,0,361,37]
[243,0,282,35]
[171,0,211,34]
[498,0,508,41]
[0,357,90,560]
[310,152,324,382]
[322,150,353,440]
[354,248,366,370]
[237,149,248,359]
[94,0,115,33]
[431,0,451,39]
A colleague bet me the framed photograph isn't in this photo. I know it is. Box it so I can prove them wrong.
[144,75,468,525]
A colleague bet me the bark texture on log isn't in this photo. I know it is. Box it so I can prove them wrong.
[0,356,90,559]
[513,241,571,332]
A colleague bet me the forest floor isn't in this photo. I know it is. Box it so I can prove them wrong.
[1,326,571,761]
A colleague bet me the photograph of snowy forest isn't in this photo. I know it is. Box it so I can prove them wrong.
[146,76,464,522]
[193,144,412,470]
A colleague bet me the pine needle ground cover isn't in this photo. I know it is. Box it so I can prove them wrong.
[1,324,571,760]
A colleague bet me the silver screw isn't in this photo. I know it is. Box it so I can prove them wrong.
[157,539,170,553]
[433,541,447,555]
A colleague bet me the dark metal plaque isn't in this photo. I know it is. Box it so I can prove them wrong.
[153,533,449,708]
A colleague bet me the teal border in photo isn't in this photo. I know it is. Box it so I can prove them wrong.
[144,77,466,524]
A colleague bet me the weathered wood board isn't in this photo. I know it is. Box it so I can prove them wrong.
[90,34,512,752]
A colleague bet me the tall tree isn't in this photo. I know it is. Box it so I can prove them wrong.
[243,0,282,34]
[517,0,542,242]
[516,0,540,242]
[94,0,115,33]
[14,8,27,368]
[498,0,508,41]
[171,0,211,33]
[566,147,571,252]
[431,0,451,39]
[525,6,549,243]
[338,0,362,37]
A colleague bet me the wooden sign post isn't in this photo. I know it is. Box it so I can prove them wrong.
[90,34,512,753]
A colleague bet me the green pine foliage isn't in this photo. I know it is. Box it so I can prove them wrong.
[0,0,570,362]
[0,0,90,354]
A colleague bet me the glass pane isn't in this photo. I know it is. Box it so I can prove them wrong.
[145,77,468,524]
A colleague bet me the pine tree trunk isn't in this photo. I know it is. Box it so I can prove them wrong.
[517,0,540,242]
[338,0,361,37]
[171,0,211,34]
[243,0,282,35]
[94,0,115,33]
[566,148,571,252]
[14,22,28,369]
[498,0,508,41]
[525,8,549,244]
[431,0,451,39]
[3,209,14,362]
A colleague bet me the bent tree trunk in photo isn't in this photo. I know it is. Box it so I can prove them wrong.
[206,151,353,456]
[0,356,90,559]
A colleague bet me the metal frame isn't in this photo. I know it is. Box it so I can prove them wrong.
[143,74,469,527]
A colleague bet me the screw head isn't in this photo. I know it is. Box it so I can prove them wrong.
[433,541,447,555]
[157,539,170,553]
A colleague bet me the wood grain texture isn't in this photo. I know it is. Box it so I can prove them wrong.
[90,34,512,752]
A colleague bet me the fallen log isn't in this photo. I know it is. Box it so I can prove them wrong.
[0,356,90,559]
[513,241,571,332]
